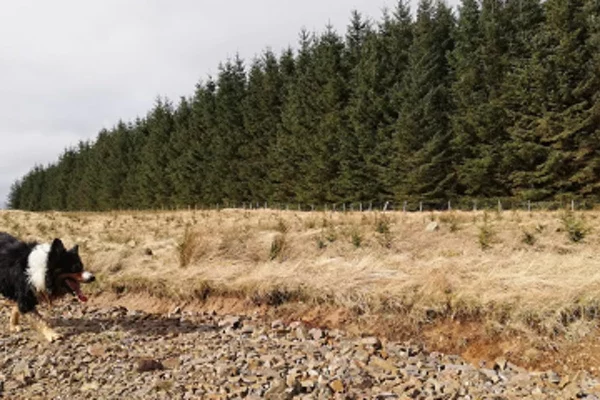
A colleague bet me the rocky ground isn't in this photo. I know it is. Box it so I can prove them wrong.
[0,302,599,399]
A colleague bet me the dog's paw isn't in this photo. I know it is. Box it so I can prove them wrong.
[9,324,21,333]
[43,329,63,343]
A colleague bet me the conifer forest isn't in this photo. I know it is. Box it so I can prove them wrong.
[8,0,600,211]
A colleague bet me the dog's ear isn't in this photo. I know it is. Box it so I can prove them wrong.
[69,244,79,254]
[50,238,66,254]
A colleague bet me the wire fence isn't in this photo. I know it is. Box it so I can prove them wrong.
[176,198,596,213]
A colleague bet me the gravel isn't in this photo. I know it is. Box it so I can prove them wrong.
[0,302,599,399]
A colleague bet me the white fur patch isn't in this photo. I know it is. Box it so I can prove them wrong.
[82,271,94,282]
[27,243,51,292]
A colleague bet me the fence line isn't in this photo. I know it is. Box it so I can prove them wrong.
[21,199,592,214]
[180,199,594,213]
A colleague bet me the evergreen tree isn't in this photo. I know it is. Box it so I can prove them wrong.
[304,25,349,203]
[374,1,414,199]
[168,97,195,207]
[189,79,218,205]
[241,50,284,202]
[6,179,22,210]
[506,0,598,199]
[278,30,320,203]
[269,48,298,203]
[138,98,176,208]
[213,56,247,204]
[394,0,456,201]
[340,11,377,202]
[120,118,149,209]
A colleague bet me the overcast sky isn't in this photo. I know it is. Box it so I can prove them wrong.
[0,0,459,208]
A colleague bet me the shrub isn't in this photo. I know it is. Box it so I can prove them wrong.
[440,213,460,232]
[315,236,326,250]
[560,211,590,243]
[351,228,362,248]
[375,214,391,234]
[478,212,495,250]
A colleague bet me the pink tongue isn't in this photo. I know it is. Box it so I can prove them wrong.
[66,280,88,302]
[76,289,88,303]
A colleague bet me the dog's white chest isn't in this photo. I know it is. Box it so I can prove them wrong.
[26,243,50,292]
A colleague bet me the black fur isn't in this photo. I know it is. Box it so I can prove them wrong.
[0,232,85,314]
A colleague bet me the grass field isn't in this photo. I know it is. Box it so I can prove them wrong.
[2,208,600,372]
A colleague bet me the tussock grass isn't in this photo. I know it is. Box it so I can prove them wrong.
[269,234,287,261]
[4,208,600,338]
[178,227,197,267]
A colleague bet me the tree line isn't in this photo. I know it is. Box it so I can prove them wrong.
[8,0,600,211]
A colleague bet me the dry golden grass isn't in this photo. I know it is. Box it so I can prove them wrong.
[2,208,599,336]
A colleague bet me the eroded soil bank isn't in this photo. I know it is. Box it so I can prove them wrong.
[89,292,600,377]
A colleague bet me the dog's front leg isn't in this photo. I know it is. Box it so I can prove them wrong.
[9,305,21,332]
[25,310,62,342]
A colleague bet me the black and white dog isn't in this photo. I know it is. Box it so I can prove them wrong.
[0,232,95,342]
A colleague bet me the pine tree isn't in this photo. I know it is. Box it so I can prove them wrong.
[241,50,284,202]
[269,48,298,203]
[340,11,376,202]
[305,25,349,203]
[278,30,320,203]
[213,56,247,204]
[168,97,194,207]
[374,1,414,199]
[137,98,176,208]
[6,179,22,210]
[506,0,598,199]
[120,118,149,209]
[189,79,218,205]
[394,0,456,201]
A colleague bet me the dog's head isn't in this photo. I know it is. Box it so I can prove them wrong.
[46,238,95,302]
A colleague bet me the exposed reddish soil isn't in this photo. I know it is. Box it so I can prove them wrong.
[89,292,600,377]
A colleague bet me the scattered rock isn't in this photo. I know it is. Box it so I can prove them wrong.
[163,357,180,369]
[426,221,439,232]
[361,336,382,350]
[329,379,344,393]
[308,328,323,340]
[218,315,241,329]
[494,357,508,371]
[136,358,164,373]
[271,319,285,329]
[80,381,100,392]
[0,303,597,399]
[87,344,107,358]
